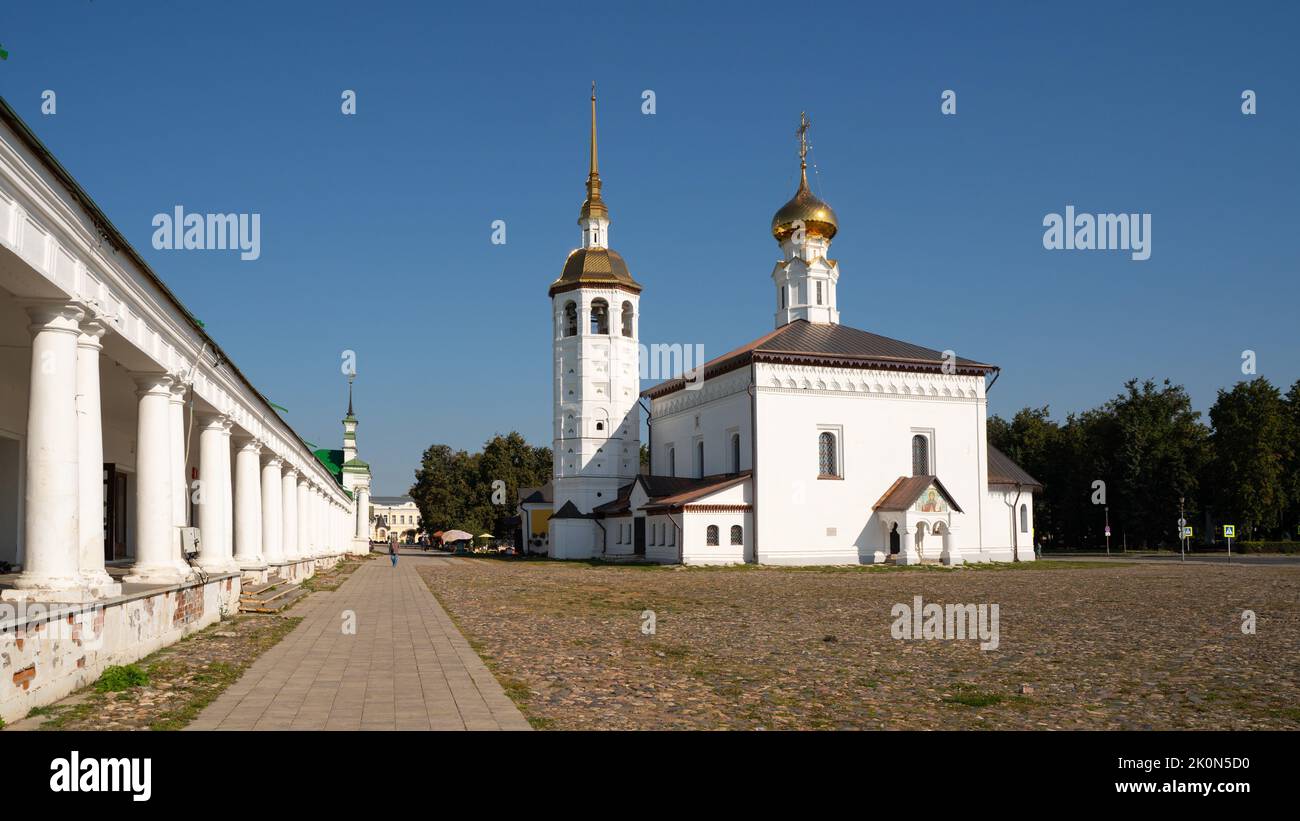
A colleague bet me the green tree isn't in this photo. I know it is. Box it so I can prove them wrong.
[409,433,552,538]
[1285,380,1300,538]
[1104,379,1210,547]
[1207,378,1288,539]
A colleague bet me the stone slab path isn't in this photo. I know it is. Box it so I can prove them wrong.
[188,555,529,730]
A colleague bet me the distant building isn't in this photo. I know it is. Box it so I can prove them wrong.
[371,496,422,543]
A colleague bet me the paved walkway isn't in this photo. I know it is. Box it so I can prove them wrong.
[189,555,530,730]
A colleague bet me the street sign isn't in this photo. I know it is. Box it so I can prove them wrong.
[1223,525,1236,538]
[1178,517,1186,527]
[1182,526,1193,538]
[1104,526,1111,537]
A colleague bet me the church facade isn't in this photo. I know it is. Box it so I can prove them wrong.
[545,95,1039,566]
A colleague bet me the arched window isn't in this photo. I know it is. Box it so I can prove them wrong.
[816,281,823,305]
[706,525,719,546]
[731,433,741,473]
[912,434,929,476]
[621,301,634,337]
[697,441,705,478]
[563,301,577,337]
[1019,503,1028,533]
[730,525,743,545]
[590,299,609,334]
[818,431,837,477]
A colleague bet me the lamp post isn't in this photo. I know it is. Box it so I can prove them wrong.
[1104,506,1110,557]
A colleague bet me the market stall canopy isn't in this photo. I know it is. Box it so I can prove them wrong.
[441,529,473,542]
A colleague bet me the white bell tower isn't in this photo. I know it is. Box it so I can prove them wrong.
[548,84,642,559]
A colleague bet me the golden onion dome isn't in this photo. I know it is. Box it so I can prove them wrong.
[772,163,838,242]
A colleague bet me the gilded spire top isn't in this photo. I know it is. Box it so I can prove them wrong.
[580,82,609,221]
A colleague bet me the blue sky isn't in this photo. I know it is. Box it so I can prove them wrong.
[2,1,1297,494]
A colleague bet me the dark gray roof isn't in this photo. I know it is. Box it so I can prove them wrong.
[518,482,553,505]
[987,446,1042,489]
[643,320,997,399]
[549,500,593,520]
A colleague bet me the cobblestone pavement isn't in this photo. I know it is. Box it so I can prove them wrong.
[190,555,529,730]
[420,559,1300,730]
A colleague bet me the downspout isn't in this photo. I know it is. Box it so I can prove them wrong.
[671,511,683,564]
[748,363,759,563]
[639,396,653,475]
[594,517,607,556]
[975,366,999,559]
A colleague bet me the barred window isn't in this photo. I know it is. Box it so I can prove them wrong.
[706,525,719,546]
[730,525,743,545]
[818,431,838,477]
[912,434,929,476]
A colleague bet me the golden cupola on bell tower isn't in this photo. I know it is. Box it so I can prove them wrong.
[771,111,841,328]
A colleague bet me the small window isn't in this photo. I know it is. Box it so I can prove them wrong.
[621,301,634,337]
[731,433,741,473]
[1019,503,1028,534]
[596,421,604,431]
[816,281,823,305]
[590,299,609,334]
[706,525,719,546]
[697,441,705,478]
[563,301,577,337]
[779,285,786,309]
[730,525,743,545]
[912,434,929,477]
[667,448,675,476]
[818,431,838,477]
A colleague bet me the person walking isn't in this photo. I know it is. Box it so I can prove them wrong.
[389,540,398,567]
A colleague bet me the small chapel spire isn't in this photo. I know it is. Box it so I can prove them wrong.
[579,82,608,222]
[346,371,354,418]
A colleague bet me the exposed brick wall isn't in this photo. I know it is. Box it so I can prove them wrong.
[12,664,35,691]
[172,587,203,628]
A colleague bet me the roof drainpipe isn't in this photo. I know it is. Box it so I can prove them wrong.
[594,518,607,556]
[639,396,653,475]
[748,363,759,564]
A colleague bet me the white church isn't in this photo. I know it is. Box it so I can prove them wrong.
[542,91,1040,567]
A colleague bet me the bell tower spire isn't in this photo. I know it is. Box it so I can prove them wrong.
[579,82,610,247]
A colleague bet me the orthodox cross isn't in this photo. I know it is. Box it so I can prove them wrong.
[797,111,811,164]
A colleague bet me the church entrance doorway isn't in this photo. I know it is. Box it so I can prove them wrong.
[634,517,645,556]
[889,523,900,555]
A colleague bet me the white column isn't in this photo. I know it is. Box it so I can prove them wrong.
[940,525,963,566]
[233,437,264,570]
[220,425,234,563]
[4,303,88,601]
[261,456,283,564]
[354,485,370,541]
[168,381,188,531]
[123,373,189,585]
[897,525,921,566]
[76,318,121,597]
[281,467,299,560]
[314,488,325,555]
[297,478,311,559]
[195,414,237,573]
